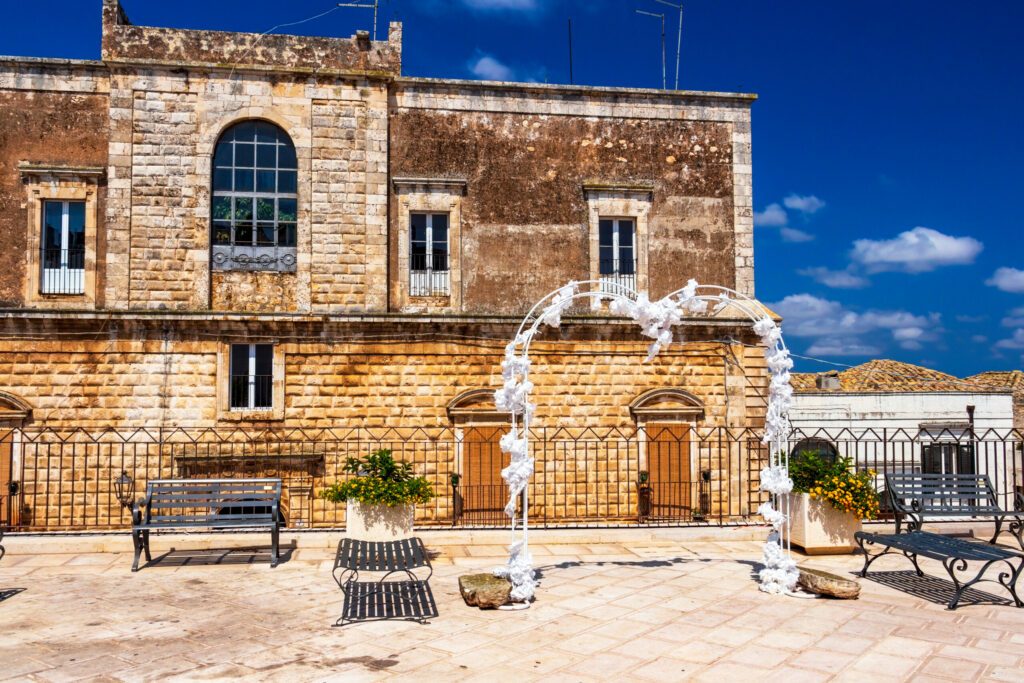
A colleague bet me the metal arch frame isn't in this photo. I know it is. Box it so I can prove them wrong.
[498,280,794,600]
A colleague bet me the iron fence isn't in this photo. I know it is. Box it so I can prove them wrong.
[0,426,1020,532]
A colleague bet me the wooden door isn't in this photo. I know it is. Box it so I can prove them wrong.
[461,426,506,524]
[647,423,691,518]
[0,430,15,528]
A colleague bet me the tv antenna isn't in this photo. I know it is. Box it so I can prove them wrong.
[653,0,682,89]
[635,9,666,89]
[338,1,379,41]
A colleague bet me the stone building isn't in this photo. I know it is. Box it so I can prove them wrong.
[0,0,770,530]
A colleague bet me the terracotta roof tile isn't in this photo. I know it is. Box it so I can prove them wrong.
[793,360,1014,394]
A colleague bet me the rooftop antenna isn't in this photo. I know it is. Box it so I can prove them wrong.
[567,18,574,84]
[337,1,379,41]
[635,9,666,89]
[653,0,682,89]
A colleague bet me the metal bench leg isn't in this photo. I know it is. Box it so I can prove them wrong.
[142,530,152,562]
[131,529,144,572]
[270,525,280,568]
[1009,519,1023,552]
[988,518,1004,545]
[856,534,894,577]
[901,551,924,577]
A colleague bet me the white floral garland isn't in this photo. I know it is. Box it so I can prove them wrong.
[494,279,797,601]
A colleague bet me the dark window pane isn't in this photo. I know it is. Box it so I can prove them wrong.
[254,344,273,375]
[234,197,253,221]
[230,344,249,377]
[278,171,297,193]
[213,168,233,191]
[232,121,257,141]
[599,245,615,274]
[235,143,254,167]
[235,224,253,244]
[431,214,448,231]
[229,375,248,409]
[234,169,254,192]
[213,221,232,245]
[256,170,276,193]
[599,219,613,247]
[432,252,449,271]
[411,214,427,243]
[43,202,62,250]
[213,142,232,166]
[254,122,277,143]
[256,198,275,221]
[257,223,275,245]
[278,198,297,222]
[278,144,297,169]
[619,221,634,248]
[212,196,232,221]
[278,223,296,247]
[619,248,635,274]
[256,144,276,168]
[67,203,86,252]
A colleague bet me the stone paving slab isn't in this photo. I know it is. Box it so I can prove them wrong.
[1,533,1023,681]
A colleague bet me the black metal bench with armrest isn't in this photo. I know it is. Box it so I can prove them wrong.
[855,530,1023,610]
[131,478,282,572]
[886,472,1023,549]
[332,537,437,626]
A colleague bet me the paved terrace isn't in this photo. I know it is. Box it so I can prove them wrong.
[1,527,1022,682]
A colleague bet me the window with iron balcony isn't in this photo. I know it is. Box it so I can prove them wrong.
[598,217,637,296]
[410,212,450,297]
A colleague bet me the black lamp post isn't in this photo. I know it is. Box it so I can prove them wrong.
[113,470,135,511]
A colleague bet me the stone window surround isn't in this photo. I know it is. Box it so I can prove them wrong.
[393,177,466,313]
[630,388,705,479]
[20,164,103,309]
[583,181,652,306]
[216,341,286,422]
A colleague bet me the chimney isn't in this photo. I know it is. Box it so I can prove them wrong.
[355,30,371,51]
[816,371,840,391]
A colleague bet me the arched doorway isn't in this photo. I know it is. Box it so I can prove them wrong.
[448,389,508,525]
[630,388,705,521]
[0,391,32,529]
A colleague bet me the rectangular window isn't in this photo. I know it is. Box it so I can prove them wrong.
[229,344,274,411]
[410,212,450,296]
[41,200,86,294]
[598,218,636,295]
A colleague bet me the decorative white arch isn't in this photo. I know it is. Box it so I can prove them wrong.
[493,279,798,602]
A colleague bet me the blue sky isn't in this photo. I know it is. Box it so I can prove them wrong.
[2,0,1022,377]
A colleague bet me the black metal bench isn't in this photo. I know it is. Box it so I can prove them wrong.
[855,530,1023,609]
[332,537,437,626]
[131,478,282,572]
[886,472,1023,549]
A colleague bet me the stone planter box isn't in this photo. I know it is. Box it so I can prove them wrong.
[785,492,861,555]
[346,500,414,542]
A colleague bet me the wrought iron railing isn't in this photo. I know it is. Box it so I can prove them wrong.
[228,375,273,411]
[1,426,1020,531]
[409,253,450,296]
[599,258,637,296]
[40,248,85,294]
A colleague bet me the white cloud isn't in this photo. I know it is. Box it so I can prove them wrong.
[754,203,787,227]
[783,194,825,214]
[971,334,988,343]
[994,329,1024,351]
[798,267,869,289]
[956,314,986,323]
[1002,307,1024,328]
[986,267,1024,293]
[780,227,815,243]
[468,54,514,81]
[767,293,941,357]
[850,227,983,273]
[462,0,537,9]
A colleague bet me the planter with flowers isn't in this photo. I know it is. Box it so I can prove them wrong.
[785,453,879,555]
[320,449,434,542]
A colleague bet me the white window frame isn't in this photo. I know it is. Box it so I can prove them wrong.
[41,200,85,295]
[229,343,274,412]
[409,212,450,297]
[598,217,637,296]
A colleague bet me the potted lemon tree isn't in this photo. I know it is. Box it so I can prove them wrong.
[786,453,879,554]
[320,449,434,541]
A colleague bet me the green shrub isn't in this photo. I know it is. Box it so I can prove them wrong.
[319,449,434,507]
[789,451,879,519]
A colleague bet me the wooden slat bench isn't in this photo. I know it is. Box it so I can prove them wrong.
[886,472,1024,550]
[130,478,282,572]
[332,537,437,626]
[855,530,1024,609]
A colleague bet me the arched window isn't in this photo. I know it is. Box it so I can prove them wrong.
[790,438,839,466]
[211,120,297,271]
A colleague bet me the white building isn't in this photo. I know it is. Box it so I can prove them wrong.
[789,360,1020,507]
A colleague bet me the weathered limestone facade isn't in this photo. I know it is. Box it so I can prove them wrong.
[0,0,766,530]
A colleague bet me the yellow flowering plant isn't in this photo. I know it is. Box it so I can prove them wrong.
[320,449,434,507]
[789,453,880,520]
